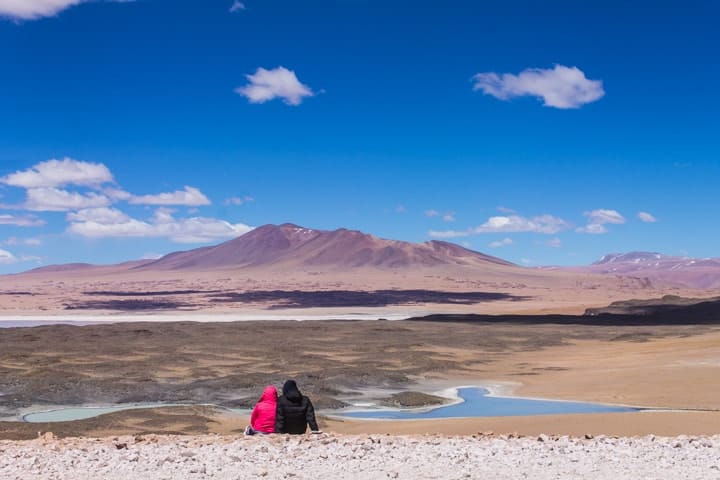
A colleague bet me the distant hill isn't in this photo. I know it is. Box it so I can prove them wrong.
[136,223,515,271]
[25,263,96,274]
[23,260,153,275]
[581,251,720,289]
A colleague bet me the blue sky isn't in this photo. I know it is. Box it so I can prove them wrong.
[1,0,718,273]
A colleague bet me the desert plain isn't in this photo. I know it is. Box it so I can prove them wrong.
[1,225,720,479]
[1,301,720,439]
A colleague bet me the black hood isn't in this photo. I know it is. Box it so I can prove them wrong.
[282,380,302,402]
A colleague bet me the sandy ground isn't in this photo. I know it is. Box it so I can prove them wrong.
[324,411,720,437]
[485,330,720,410]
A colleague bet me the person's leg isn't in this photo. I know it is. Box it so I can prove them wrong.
[244,426,257,436]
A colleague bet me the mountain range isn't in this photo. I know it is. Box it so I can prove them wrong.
[577,251,720,289]
[14,223,720,290]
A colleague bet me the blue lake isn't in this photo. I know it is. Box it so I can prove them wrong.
[20,387,639,423]
[339,387,638,419]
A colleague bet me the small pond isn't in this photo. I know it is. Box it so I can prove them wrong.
[338,387,638,420]
[22,403,188,423]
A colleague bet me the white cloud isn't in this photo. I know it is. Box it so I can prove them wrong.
[496,206,516,214]
[229,1,245,12]
[584,209,625,225]
[161,217,253,243]
[0,214,45,227]
[1,158,113,188]
[395,205,406,213]
[0,0,86,20]
[638,211,657,223]
[0,248,17,264]
[67,207,132,224]
[129,186,211,206]
[24,187,111,211]
[0,0,133,21]
[428,229,469,239]
[236,66,314,106]
[430,214,570,238]
[425,209,455,222]
[545,237,562,248]
[0,248,38,265]
[67,207,253,243]
[577,209,625,234]
[103,187,132,201]
[152,207,176,223]
[576,223,607,234]
[224,196,254,206]
[68,214,152,238]
[475,215,570,234]
[3,159,255,246]
[489,238,513,248]
[472,65,604,109]
[1,237,42,246]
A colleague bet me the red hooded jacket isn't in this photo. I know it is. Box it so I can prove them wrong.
[250,385,278,433]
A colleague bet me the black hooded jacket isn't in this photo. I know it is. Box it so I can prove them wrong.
[275,380,319,434]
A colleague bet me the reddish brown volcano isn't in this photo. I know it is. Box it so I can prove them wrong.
[137,223,514,271]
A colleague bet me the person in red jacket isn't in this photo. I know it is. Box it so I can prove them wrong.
[244,385,278,435]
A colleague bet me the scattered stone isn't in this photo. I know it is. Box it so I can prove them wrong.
[1,433,719,479]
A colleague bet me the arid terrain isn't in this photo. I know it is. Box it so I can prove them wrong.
[1,225,720,443]
[1,300,720,440]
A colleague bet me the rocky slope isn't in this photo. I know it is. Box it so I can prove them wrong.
[2,433,719,480]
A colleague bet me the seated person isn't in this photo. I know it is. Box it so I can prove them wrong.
[275,380,321,434]
[245,385,278,435]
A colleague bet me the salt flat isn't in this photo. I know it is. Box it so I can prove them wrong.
[0,310,420,327]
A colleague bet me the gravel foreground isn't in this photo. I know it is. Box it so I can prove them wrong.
[2,433,720,480]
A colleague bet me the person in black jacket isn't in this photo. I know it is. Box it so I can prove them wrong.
[275,380,320,434]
